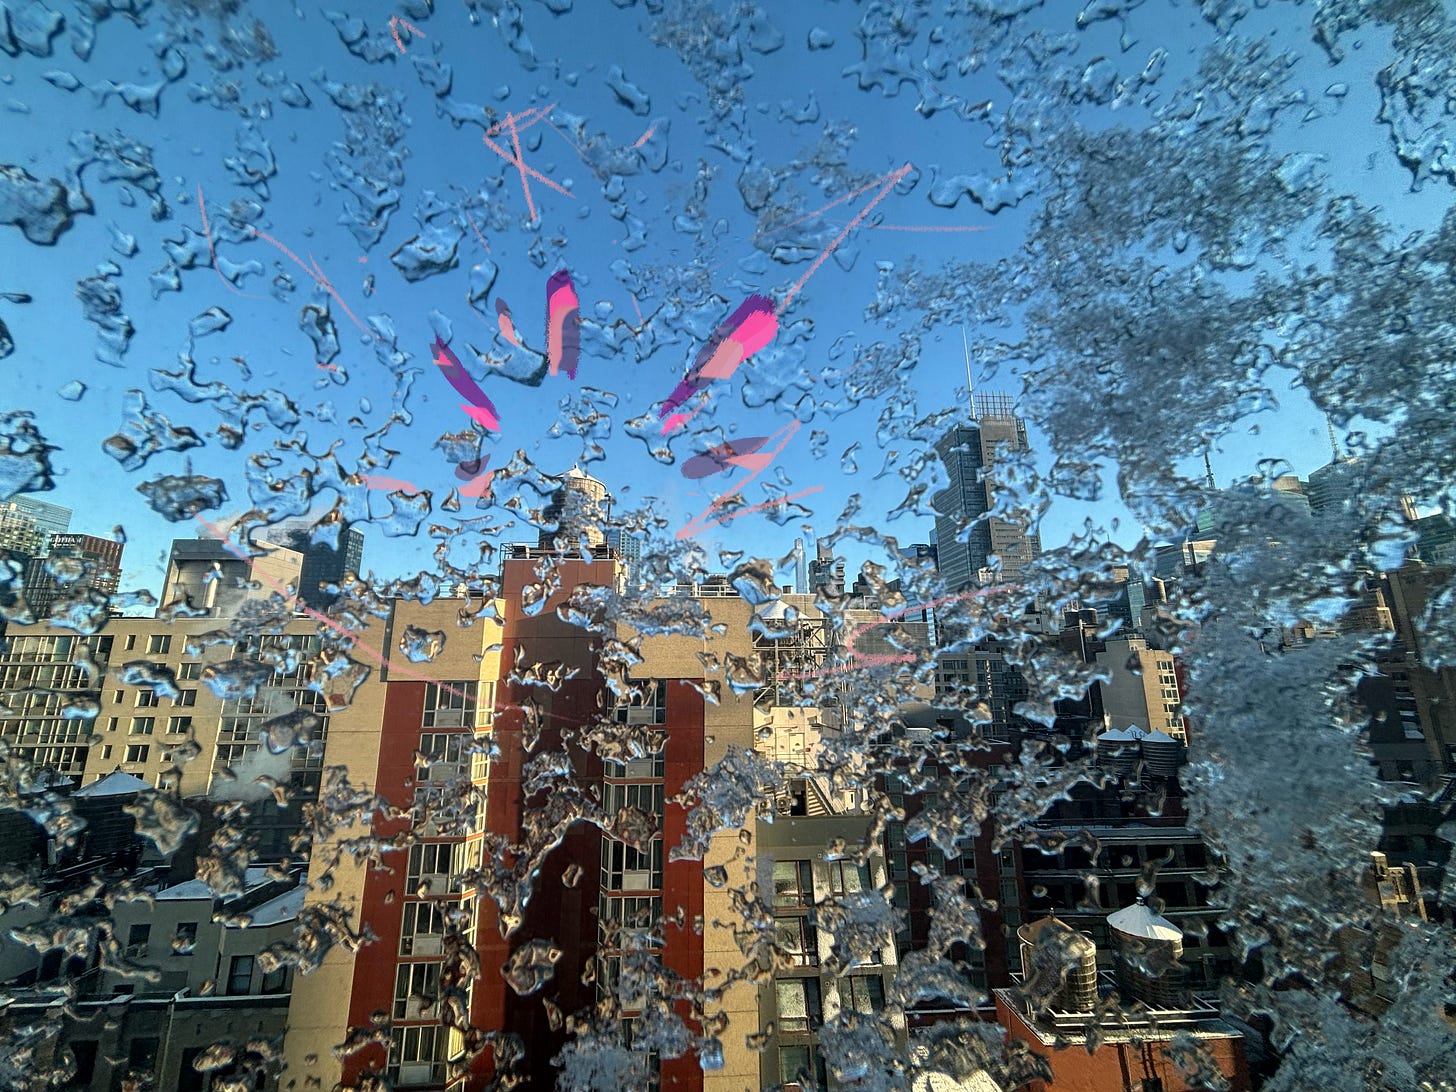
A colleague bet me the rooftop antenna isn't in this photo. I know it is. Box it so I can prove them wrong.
[961,324,975,418]
[1203,449,1215,490]
[1326,415,1342,461]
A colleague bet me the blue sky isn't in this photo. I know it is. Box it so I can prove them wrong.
[0,0,1440,603]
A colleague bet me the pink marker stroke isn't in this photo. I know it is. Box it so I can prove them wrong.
[545,270,581,379]
[677,419,820,540]
[658,295,777,435]
[361,474,422,493]
[431,336,500,432]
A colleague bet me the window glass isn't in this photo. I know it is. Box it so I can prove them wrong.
[2,3,1449,1089]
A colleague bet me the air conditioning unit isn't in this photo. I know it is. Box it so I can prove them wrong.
[625,707,658,725]
[403,934,444,957]
[397,1062,438,1086]
[621,869,653,891]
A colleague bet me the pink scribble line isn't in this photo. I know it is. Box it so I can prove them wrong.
[852,223,992,234]
[361,474,422,493]
[245,224,375,340]
[631,124,657,149]
[193,514,477,703]
[390,15,426,53]
[196,186,264,301]
[779,164,913,314]
[483,104,572,221]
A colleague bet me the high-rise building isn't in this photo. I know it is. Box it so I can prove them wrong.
[1095,636,1187,743]
[808,541,844,597]
[267,521,365,610]
[159,538,304,618]
[931,393,1042,589]
[604,527,644,587]
[23,533,124,620]
[0,496,72,559]
[792,538,808,595]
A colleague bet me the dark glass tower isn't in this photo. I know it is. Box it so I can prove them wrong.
[931,393,1041,589]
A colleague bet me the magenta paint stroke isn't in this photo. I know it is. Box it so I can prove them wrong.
[545,270,581,379]
[681,436,773,480]
[432,335,501,432]
[658,295,777,435]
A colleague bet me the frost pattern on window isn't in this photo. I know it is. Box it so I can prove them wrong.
[0,1,1453,1090]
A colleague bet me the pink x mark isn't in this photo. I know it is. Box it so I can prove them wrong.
[483,104,574,222]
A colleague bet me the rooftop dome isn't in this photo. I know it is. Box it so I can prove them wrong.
[1097,727,1137,742]
[1108,898,1183,942]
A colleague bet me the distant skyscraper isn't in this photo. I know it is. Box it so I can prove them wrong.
[808,541,845,596]
[23,534,124,619]
[931,393,1042,589]
[0,496,72,560]
[268,521,366,610]
[792,538,808,595]
[604,527,644,587]
[161,538,305,617]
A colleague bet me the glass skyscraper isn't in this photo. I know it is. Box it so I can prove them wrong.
[931,394,1042,589]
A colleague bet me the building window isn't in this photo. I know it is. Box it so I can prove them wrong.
[388,1025,445,1087]
[135,689,160,708]
[417,732,467,781]
[124,635,137,652]
[828,860,872,897]
[778,1045,826,1089]
[124,744,149,763]
[261,965,289,994]
[67,1041,98,1085]
[773,860,814,908]
[422,681,481,728]
[100,745,112,760]
[406,842,466,893]
[167,715,193,734]
[775,977,822,1033]
[394,961,442,1019]
[842,975,885,1014]
[126,1037,159,1073]
[177,661,202,680]
[174,689,197,707]
[601,838,664,892]
[603,738,666,779]
[147,634,172,654]
[123,923,150,958]
[614,679,666,725]
[774,915,819,967]
[602,781,665,821]
[599,895,662,935]
[130,716,155,736]
[173,922,197,955]
[226,954,254,995]
[113,689,124,704]
[106,716,118,732]
[400,901,447,956]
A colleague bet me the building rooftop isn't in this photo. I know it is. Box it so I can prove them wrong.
[154,866,275,902]
[72,770,152,797]
[238,884,305,927]
[1107,898,1184,942]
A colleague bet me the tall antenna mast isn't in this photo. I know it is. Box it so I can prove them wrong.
[961,324,975,417]
[1203,449,1215,490]
[1326,416,1341,461]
